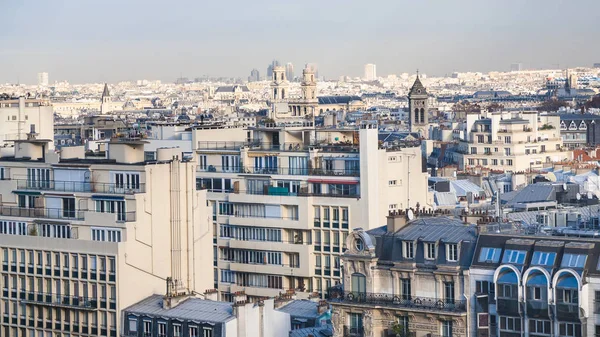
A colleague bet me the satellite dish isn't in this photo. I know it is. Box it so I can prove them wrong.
[576,193,581,200]
[563,183,568,191]
[546,172,557,182]
[588,192,593,199]
[407,209,415,221]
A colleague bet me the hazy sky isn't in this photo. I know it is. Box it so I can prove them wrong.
[1,0,599,84]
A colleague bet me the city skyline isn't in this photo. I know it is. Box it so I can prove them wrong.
[1,0,599,83]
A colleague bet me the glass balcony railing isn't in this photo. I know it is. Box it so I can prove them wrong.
[199,166,360,177]
[21,291,96,310]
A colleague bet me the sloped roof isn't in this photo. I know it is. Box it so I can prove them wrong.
[318,96,361,105]
[505,184,555,205]
[215,85,249,93]
[124,294,235,323]
[277,300,321,319]
[289,325,333,337]
[450,180,484,197]
[408,75,427,96]
[102,83,110,97]
[434,191,458,206]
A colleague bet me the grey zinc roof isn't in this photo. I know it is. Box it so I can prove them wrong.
[124,294,235,323]
[289,325,333,337]
[434,191,458,207]
[507,204,600,225]
[318,96,361,105]
[450,180,484,197]
[277,300,320,319]
[505,184,555,205]
[369,216,476,243]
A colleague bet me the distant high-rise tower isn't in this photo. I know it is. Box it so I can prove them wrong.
[37,72,49,86]
[266,60,281,81]
[100,83,111,114]
[270,66,288,101]
[285,63,294,82]
[510,63,522,72]
[408,73,429,138]
[364,64,377,81]
[248,69,260,82]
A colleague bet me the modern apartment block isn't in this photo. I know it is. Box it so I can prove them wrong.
[0,135,213,337]
[0,97,54,150]
[328,212,477,337]
[457,111,569,172]
[192,121,429,301]
[470,233,600,337]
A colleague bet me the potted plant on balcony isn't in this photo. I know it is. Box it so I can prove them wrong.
[390,322,409,337]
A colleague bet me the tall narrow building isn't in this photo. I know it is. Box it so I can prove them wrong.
[286,63,294,82]
[408,73,429,138]
[100,83,111,114]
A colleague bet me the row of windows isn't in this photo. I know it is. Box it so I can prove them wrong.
[91,228,122,243]
[219,225,281,242]
[313,230,346,247]
[220,270,283,289]
[313,206,349,222]
[1,301,117,329]
[219,248,285,266]
[401,241,459,262]
[478,247,587,268]
[2,249,115,274]
[467,158,513,166]
[1,274,116,299]
[129,319,213,337]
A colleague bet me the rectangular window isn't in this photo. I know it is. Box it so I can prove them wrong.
[561,254,586,268]
[502,250,526,264]
[401,279,411,300]
[143,321,152,337]
[475,280,495,298]
[529,319,552,335]
[499,316,522,332]
[403,241,414,259]
[446,244,458,262]
[173,324,182,337]
[203,328,213,337]
[199,155,207,170]
[507,159,513,166]
[531,251,556,266]
[113,172,141,192]
[559,323,580,337]
[189,327,198,337]
[425,243,436,260]
[441,320,453,337]
[389,180,397,186]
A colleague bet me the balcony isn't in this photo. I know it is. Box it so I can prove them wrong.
[344,326,364,337]
[20,292,96,311]
[199,166,360,177]
[496,298,520,316]
[15,180,145,194]
[526,300,549,318]
[328,290,466,313]
[556,303,582,322]
[0,206,84,221]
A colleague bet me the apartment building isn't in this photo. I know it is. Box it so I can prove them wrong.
[329,212,477,337]
[192,121,429,301]
[470,233,600,337]
[0,97,54,150]
[0,136,213,337]
[458,111,569,172]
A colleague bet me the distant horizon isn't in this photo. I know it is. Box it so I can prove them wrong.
[1,0,599,84]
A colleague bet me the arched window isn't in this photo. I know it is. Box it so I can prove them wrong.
[414,108,419,123]
[420,108,425,123]
[281,89,286,99]
[273,89,278,99]
[281,73,284,81]
[351,273,366,295]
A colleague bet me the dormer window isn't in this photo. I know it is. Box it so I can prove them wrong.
[403,241,414,259]
[568,121,577,130]
[446,244,458,262]
[560,121,567,130]
[425,243,436,260]
[478,247,502,263]
[502,250,527,264]
[579,121,587,130]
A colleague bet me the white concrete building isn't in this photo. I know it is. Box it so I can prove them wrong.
[0,136,213,337]
[457,111,569,172]
[364,64,377,81]
[37,73,49,87]
[470,233,600,337]
[0,97,54,151]
[192,121,430,301]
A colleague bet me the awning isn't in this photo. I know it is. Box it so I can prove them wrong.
[13,191,42,196]
[92,195,125,201]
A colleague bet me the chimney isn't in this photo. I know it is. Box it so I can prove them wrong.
[387,209,410,233]
[317,300,329,314]
[233,291,247,304]
[204,289,218,301]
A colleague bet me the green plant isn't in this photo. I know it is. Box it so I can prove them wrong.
[391,322,409,337]
[28,226,38,236]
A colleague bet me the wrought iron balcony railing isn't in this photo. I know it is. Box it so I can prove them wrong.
[15,179,145,194]
[328,290,466,313]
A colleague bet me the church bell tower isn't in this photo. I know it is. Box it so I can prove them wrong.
[408,72,429,138]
